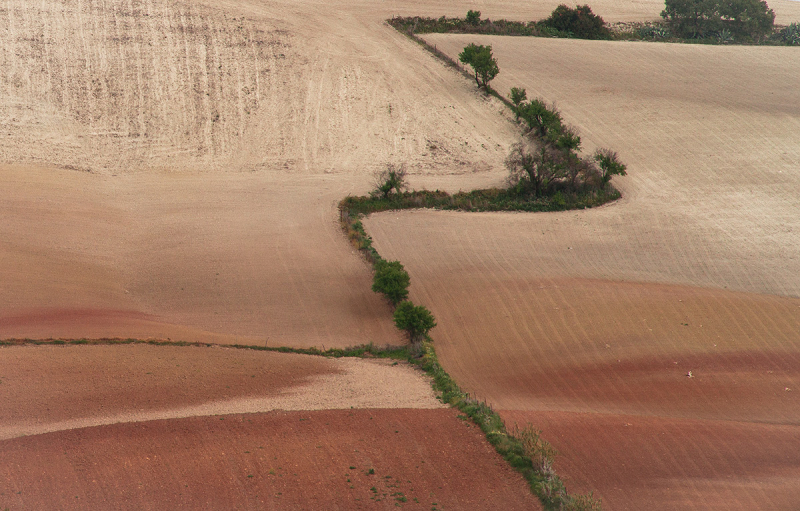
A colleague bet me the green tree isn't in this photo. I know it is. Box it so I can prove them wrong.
[517,99,562,139]
[372,164,407,199]
[372,259,410,305]
[505,140,566,197]
[465,9,481,24]
[458,43,499,89]
[542,4,611,39]
[510,87,527,120]
[393,301,436,346]
[661,0,774,39]
[593,148,627,187]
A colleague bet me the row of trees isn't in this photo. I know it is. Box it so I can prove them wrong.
[370,246,436,354]
[661,0,775,39]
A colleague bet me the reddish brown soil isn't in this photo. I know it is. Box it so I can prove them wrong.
[0,344,445,440]
[0,345,335,429]
[0,408,541,510]
[501,410,800,510]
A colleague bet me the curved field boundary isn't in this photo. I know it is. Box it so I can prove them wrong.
[339,199,601,509]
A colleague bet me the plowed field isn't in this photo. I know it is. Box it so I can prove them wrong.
[0,408,540,510]
[4,0,800,508]
[365,32,800,509]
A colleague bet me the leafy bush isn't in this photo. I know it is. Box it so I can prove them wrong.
[458,43,499,89]
[465,9,481,24]
[593,148,627,187]
[541,4,611,40]
[638,25,671,39]
[779,22,800,45]
[372,259,410,305]
[661,0,775,40]
[510,87,527,119]
[372,164,407,199]
[393,301,436,346]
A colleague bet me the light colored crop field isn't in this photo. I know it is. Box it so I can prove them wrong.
[365,33,800,508]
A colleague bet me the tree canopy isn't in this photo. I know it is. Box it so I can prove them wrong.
[458,43,499,89]
[661,0,775,39]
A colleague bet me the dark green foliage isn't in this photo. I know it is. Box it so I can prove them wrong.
[388,15,544,37]
[393,301,436,345]
[593,148,627,187]
[506,142,565,197]
[510,87,527,119]
[458,43,499,89]
[372,259,410,305]
[465,9,481,24]
[518,99,562,139]
[661,0,774,39]
[779,22,800,45]
[541,4,611,39]
[372,164,407,199]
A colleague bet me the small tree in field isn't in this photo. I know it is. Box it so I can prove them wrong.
[505,139,566,197]
[372,259,410,305]
[393,301,436,350]
[372,164,407,199]
[510,87,527,120]
[458,43,499,89]
[593,148,627,187]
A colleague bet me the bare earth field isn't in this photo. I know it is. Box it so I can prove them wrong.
[0,344,447,440]
[3,0,800,508]
[0,408,540,510]
[365,34,800,508]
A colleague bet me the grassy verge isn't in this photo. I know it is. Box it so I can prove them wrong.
[342,186,620,216]
[0,337,408,360]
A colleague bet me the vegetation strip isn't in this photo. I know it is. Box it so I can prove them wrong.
[340,199,600,510]
[389,6,799,45]
[0,338,408,360]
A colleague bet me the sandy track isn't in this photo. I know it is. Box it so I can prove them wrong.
[0,408,541,510]
[0,344,445,440]
[502,411,800,510]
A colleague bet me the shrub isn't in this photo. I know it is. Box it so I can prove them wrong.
[465,9,481,24]
[372,164,407,199]
[781,22,800,45]
[510,87,527,119]
[458,43,499,89]
[393,301,436,347]
[542,4,611,39]
[661,0,774,39]
[506,140,566,197]
[593,148,627,187]
[372,259,410,305]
